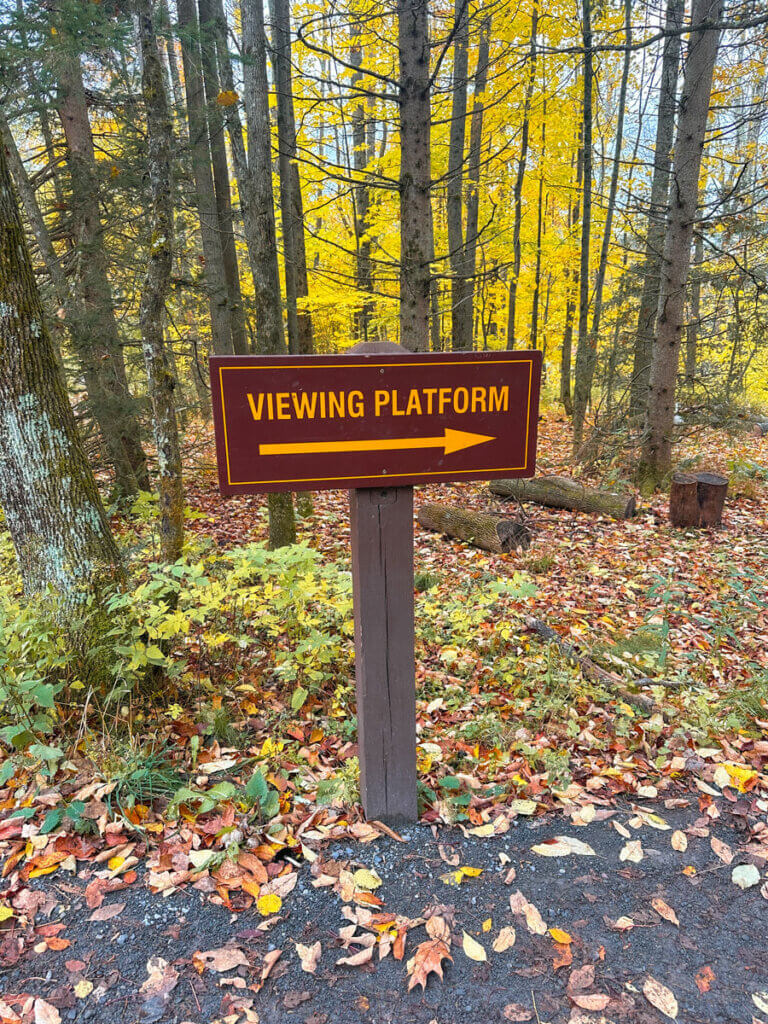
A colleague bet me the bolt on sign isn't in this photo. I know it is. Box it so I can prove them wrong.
[210,347,542,823]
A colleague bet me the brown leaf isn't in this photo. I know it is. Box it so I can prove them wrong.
[283,991,312,1009]
[139,956,179,999]
[652,897,679,927]
[89,902,125,922]
[643,976,679,1019]
[336,945,374,967]
[710,836,734,865]
[193,946,249,973]
[568,964,595,994]
[572,992,610,1011]
[295,941,321,974]
[34,1001,61,1024]
[407,939,452,991]
[695,965,715,993]
[502,1005,533,1022]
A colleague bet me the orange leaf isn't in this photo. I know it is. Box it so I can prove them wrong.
[407,939,452,991]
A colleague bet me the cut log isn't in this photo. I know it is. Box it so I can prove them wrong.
[669,469,728,528]
[696,472,727,527]
[669,472,700,527]
[490,475,635,520]
[418,503,531,554]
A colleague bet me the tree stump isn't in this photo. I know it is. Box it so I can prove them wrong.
[418,503,531,553]
[669,470,728,528]
[669,473,700,527]
[490,475,636,520]
[696,472,728,527]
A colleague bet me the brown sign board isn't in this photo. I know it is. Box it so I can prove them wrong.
[210,350,542,494]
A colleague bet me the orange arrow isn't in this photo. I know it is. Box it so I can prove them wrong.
[259,427,495,458]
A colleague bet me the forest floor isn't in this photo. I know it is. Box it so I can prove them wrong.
[1,413,768,1023]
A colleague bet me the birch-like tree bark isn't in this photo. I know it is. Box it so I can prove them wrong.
[0,138,122,603]
[177,0,235,355]
[629,0,684,417]
[350,19,374,342]
[397,0,434,352]
[135,0,185,562]
[269,0,314,354]
[640,0,723,488]
[56,48,150,497]
[463,15,491,351]
[686,231,704,386]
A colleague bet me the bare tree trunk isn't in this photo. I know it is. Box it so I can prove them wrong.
[177,0,235,355]
[269,0,314,354]
[0,138,122,603]
[198,0,249,354]
[350,21,374,342]
[56,50,150,497]
[560,134,582,415]
[157,0,187,132]
[241,0,296,546]
[463,15,491,351]
[397,0,434,352]
[640,0,723,488]
[686,230,704,386]
[506,3,538,348]
[573,0,630,454]
[446,0,471,350]
[529,97,546,350]
[135,0,185,563]
[241,0,288,355]
[629,0,684,417]
[570,0,593,451]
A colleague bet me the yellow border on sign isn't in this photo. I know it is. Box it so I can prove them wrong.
[218,359,535,486]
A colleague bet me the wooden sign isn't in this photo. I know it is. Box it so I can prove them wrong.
[209,345,542,824]
[209,350,542,494]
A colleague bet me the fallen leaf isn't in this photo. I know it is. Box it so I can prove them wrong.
[425,916,451,943]
[671,830,688,852]
[34,1000,61,1024]
[295,941,321,974]
[643,976,678,1019]
[572,992,610,1011]
[531,836,595,858]
[509,891,547,935]
[73,980,93,999]
[336,945,374,966]
[352,868,382,890]
[695,966,715,993]
[568,964,595,993]
[493,926,516,952]
[257,893,282,916]
[733,864,761,890]
[282,990,312,1009]
[620,840,644,864]
[89,902,124,922]
[462,931,487,962]
[502,1005,533,1021]
[711,836,734,865]
[407,939,452,991]
[553,941,572,969]
[194,947,249,973]
[549,927,572,944]
[753,992,768,1014]
[140,956,179,999]
[652,897,679,926]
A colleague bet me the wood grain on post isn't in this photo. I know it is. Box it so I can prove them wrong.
[669,472,700,527]
[418,503,531,553]
[349,486,418,824]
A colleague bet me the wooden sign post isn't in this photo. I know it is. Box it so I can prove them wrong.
[210,343,541,823]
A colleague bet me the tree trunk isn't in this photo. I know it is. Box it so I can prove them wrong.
[640,0,723,489]
[418,503,531,554]
[670,471,727,527]
[571,0,593,450]
[560,131,582,416]
[135,0,185,563]
[198,0,249,355]
[630,0,685,417]
[241,0,296,547]
[241,0,287,356]
[686,230,704,386]
[506,3,538,348]
[56,50,150,497]
[529,98,546,350]
[573,0,630,455]
[350,20,374,342]
[397,0,433,352]
[446,0,471,350]
[463,15,491,351]
[269,0,314,354]
[177,0,235,355]
[157,0,187,132]
[0,136,122,603]
[490,475,636,519]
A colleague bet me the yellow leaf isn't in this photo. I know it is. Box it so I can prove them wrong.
[461,931,487,962]
[482,918,492,932]
[257,894,282,916]
[352,868,382,891]
[107,856,124,873]
[74,980,93,999]
[0,905,13,922]
[216,90,239,107]
[459,866,483,877]
[549,928,572,944]
[713,762,757,793]
[467,823,495,837]
[671,830,687,852]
